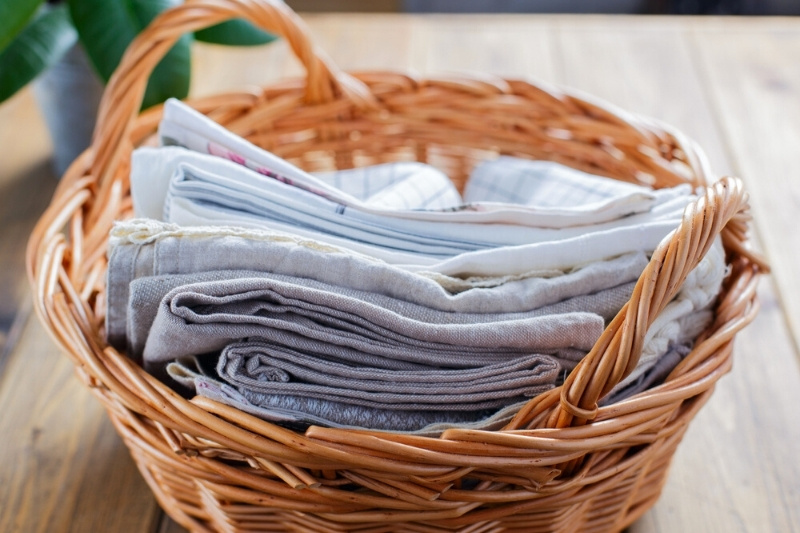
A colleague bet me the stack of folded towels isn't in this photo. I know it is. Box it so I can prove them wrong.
[106,99,726,435]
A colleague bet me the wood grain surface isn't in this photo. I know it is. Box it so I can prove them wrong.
[0,91,56,363]
[0,14,798,533]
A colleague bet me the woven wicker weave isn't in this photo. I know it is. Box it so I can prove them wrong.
[27,1,768,532]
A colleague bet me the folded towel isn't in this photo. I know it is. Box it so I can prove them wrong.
[142,276,605,371]
[218,340,558,409]
[166,193,689,271]
[107,219,650,354]
[108,220,724,377]
[128,269,635,367]
[137,146,692,263]
[167,359,535,435]
[153,98,665,227]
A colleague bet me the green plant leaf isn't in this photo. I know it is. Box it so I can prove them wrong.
[0,5,78,104]
[0,0,44,53]
[68,0,191,109]
[195,19,277,46]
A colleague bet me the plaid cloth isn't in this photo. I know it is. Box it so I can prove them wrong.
[465,156,655,212]
[130,144,692,267]
[154,98,667,227]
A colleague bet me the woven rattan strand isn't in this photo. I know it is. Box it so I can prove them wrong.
[26,1,768,532]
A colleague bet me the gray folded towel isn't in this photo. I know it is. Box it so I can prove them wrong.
[217,339,559,410]
[167,358,538,434]
[128,269,635,369]
[183,339,561,432]
[106,219,650,355]
[164,337,692,434]
[143,277,606,372]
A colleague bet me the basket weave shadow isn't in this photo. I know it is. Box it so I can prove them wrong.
[27,1,768,531]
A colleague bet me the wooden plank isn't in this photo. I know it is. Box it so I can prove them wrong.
[553,17,732,175]
[301,14,418,71]
[0,89,57,357]
[552,19,800,532]
[192,14,557,99]
[631,277,800,533]
[692,23,800,362]
[406,15,557,78]
[0,316,163,533]
[288,0,399,12]
[0,89,54,186]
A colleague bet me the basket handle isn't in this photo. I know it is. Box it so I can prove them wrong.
[547,176,767,430]
[88,0,375,206]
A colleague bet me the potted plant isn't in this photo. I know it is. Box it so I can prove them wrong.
[0,0,276,175]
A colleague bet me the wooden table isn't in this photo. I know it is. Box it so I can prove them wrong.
[1,13,799,533]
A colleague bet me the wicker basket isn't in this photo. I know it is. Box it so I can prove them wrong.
[27,1,768,532]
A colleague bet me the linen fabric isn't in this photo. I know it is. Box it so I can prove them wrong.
[167,359,535,436]
[165,194,690,275]
[154,97,666,227]
[106,219,650,355]
[126,269,636,366]
[107,220,725,381]
[217,340,559,410]
[141,276,606,369]
[153,149,691,257]
[130,144,693,265]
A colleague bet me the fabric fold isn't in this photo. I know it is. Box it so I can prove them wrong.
[217,340,559,410]
[107,219,650,355]
[130,145,692,263]
[167,359,535,435]
[154,97,667,227]
[142,276,606,369]
[125,269,638,365]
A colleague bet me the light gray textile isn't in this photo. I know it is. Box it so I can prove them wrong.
[107,219,649,354]
[133,148,460,221]
[167,359,534,435]
[158,192,689,275]
[145,98,696,272]
[126,269,635,366]
[603,343,692,405]
[218,340,558,410]
[142,277,606,369]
